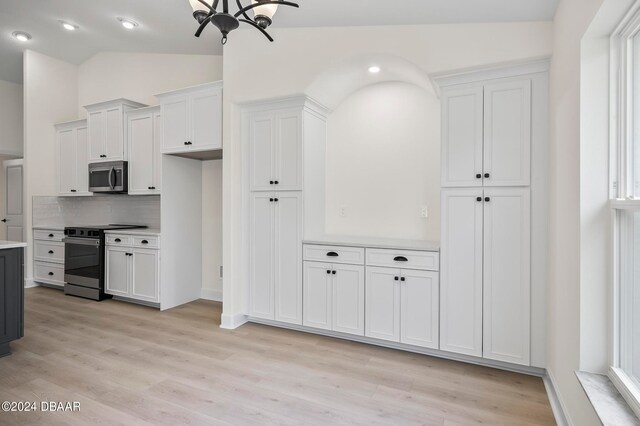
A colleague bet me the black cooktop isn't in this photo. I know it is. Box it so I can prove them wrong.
[64,224,147,238]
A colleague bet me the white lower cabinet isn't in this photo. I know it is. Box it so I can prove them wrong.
[33,228,66,288]
[365,266,440,349]
[105,234,160,304]
[303,261,365,336]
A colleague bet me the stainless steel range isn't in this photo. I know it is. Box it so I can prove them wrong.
[63,225,146,300]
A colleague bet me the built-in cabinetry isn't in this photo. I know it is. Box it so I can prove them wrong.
[105,231,160,305]
[85,99,147,163]
[436,60,548,367]
[0,246,25,357]
[246,97,328,325]
[157,81,223,156]
[126,106,162,195]
[33,228,66,288]
[55,120,90,196]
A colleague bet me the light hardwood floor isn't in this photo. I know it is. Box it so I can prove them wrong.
[0,287,555,425]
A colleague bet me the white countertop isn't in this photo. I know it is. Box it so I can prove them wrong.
[0,241,27,249]
[104,228,161,236]
[303,235,440,252]
[33,226,65,231]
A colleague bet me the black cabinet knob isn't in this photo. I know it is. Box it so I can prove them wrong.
[326,270,331,274]
[269,198,274,202]
[274,181,279,185]
[48,272,54,276]
[394,276,399,281]
[0,219,6,223]
[400,277,406,282]
[274,198,279,202]
[476,174,482,179]
[332,270,336,275]
[484,173,490,179]
[48,250,54,254]
[184,141,193,145]
[269,181,274,185]
[476,197,482,202]
[485,197,491,202]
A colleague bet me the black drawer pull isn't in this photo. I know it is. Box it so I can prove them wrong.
[48,272,54,276]
[48,234,54,238]
[48,250,54,254]
[141,240,149,244]
[393,256,408,262]
[115,238,121,242]
[70,189,77,193]
[326,252,339,257]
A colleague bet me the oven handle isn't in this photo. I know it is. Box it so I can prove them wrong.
[109,167,115,191]
[63,237,102,247]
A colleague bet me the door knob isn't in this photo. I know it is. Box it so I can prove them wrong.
[1,219,7,223]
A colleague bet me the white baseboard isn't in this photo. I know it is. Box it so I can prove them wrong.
[220,312,248,329]
[200,288,222,302]
[25,279,38,289]
[543,370,570,426]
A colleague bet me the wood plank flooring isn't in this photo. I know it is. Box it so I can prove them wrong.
[0,287,555,425]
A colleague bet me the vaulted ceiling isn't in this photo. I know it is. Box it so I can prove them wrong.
[0,0,560,83]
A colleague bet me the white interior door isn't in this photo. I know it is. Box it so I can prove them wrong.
[483,187,531,365]
[4,160,23,242]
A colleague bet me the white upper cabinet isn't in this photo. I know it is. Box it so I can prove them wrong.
[483,80,532,187]
[85,99,147,163]
[157,81,223,154]
[482,187,531,365]
[55,119,91,196]
[441,79,532,188]
[249,111,275,191]
[441,85,484,187]
[127,106,162,195]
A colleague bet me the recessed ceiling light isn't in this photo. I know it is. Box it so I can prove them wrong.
[368,66,381,74]
[11,31,32,42]
[60,21,79,31]
[117,17,138,30]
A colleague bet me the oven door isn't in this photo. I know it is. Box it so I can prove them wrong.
[88,162,128,193]
[63,237,103,289]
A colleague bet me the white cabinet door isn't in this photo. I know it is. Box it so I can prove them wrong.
[365,266,401,342]
[88,110,105,162]
[440,189,483,357]
[75,126,89,195]
[128,112,155,195]
[401,269,439,349]
[162,96,190,152]
[106,247,130,297]
[57,128,77,195]
[274,192,302,325]
[303,261,332,330]
[275,110,302,191]
[249,193,275,320]
[441,85,484,187]
[105,107,124,161]
[333,263,365,336]
[191,89,222,150]
[153,111,162,192]
[483,80,531,187]
[249,112,275,191]
[131,249,159,303]
[483,188,531,365]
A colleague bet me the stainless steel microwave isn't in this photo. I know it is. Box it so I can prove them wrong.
[88,161,128,193]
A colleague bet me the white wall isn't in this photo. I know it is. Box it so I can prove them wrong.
[202,159,223,300]
[23,50,79,282]
[326,82,440,241]
[221,22,554,326]
[0,80,23,156]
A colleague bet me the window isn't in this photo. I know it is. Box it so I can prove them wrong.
[611,3,640,417]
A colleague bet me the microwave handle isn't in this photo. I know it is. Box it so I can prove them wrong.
[109,167,115,190]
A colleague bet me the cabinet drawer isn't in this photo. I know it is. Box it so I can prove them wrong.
[303,244,364,265]
[366,248,439,271]
[132,236,159,249]
[34,241,65,263]
[106,235,133,246]
[34,262,65,286]
[34,229,64,242]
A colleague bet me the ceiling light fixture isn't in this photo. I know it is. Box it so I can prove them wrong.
[188,0,299,45]
[117,17,139,30]
[11,31,32,42]
[368,66,381,74]
[60,21,79,31]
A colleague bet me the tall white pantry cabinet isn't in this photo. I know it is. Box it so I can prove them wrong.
[246,97,328,325]
[436,60,549,367]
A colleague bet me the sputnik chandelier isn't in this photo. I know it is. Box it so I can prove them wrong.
[188,0,299,44]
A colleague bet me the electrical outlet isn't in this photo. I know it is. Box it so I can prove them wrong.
[340,206,347,218]
[421,206,428,218]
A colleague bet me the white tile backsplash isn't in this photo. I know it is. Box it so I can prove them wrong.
[33,195,160,229]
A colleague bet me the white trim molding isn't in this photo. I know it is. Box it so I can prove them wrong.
[24,279,38,289]
[220,312,248,330]
[543,370,570,426]
[610,367,640,419]
[200,288,223,302]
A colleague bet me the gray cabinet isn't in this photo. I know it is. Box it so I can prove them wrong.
[0,248,24,357]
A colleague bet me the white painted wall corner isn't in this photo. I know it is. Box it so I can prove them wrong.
[543,370,571,426]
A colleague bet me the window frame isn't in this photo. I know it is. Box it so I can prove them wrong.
[610,2,640,418]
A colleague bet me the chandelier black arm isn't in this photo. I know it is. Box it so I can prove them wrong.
[239,19,274,42]
[236,0,251,20]
[197,0,215,12]
[223,0,229,13]
[212,0,220,10]
[194,15,212,37]
[234,1,299,18]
